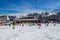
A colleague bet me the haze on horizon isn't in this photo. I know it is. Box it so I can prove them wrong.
[0,0,60,14]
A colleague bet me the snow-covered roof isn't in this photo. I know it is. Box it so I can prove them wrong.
[14,18,38,21]
[2,21,13,24]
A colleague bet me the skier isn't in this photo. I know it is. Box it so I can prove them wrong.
[46,23,49,26]
[45,21,49,26]
[10,22,15,29]
[54,23,56,26]
[22,23,24,26]
[37,22,41,29]
[20,23,21,26]
[0,23,2,26]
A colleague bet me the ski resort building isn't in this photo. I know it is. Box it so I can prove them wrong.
[0,15,14,25]
[47,15,60,23]
[0,15,8,25]
[14,16,38,24]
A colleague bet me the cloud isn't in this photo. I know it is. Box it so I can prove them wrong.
[40,1,60,10]
[0,0,60,14]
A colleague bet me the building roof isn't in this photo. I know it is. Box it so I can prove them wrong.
[14,18,38,21]
[2,21,13,24]
[14,16,38,21]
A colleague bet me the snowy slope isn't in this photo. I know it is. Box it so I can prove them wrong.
[0,23,60,40]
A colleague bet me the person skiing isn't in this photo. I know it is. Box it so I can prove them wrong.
[37,22,41,29]
[13,22,15,29]
[37,22,41,26]
[0,23,2,26]
[46,23,49,26]
[10,22,15,29]
[54,23,56,26]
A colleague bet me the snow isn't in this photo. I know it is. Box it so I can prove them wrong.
[0,23,60,40]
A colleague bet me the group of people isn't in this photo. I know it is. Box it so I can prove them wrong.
[37,22,56,26]
[9,22,56,29]
[37,22,56,29]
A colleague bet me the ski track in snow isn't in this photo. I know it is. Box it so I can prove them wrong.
[0,24,60,40]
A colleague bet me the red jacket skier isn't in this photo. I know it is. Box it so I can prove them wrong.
[37,22,41,26]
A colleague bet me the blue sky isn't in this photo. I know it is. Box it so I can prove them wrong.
[0,0,60,14]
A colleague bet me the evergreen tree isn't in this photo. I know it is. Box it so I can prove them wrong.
[45,12,49,16]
